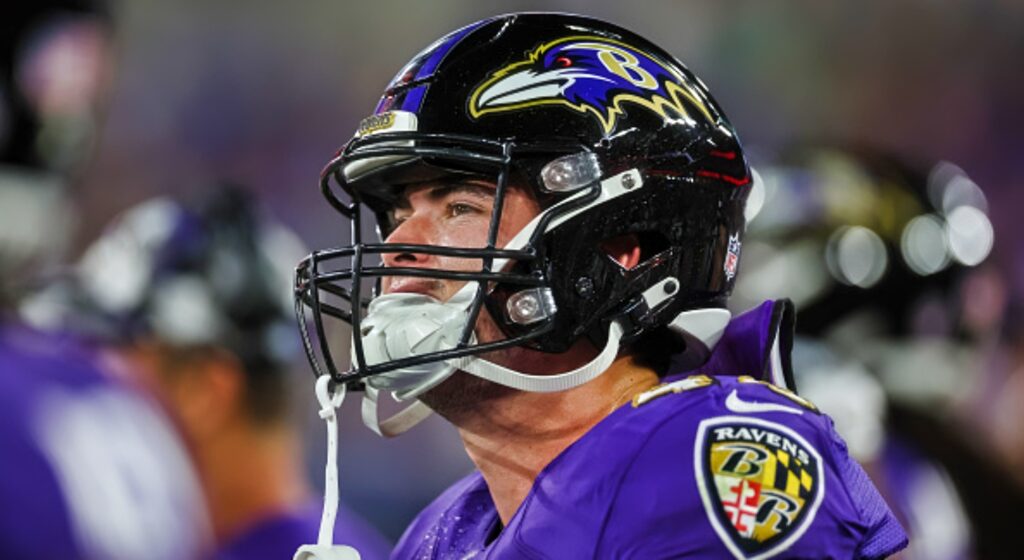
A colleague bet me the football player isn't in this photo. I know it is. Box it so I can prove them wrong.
[69,185,392,560]
[295,13,908,559]
[0,2,210,558]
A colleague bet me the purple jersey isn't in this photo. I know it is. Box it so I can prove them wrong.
[392,302,908,559]
[215,501,391,560]
[0,322,210,560]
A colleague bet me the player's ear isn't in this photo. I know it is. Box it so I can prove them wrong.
[187,349,245,439]
[151,347,245,442]
[600,233,641,270]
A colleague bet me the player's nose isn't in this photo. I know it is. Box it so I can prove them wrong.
[382,213,434,267]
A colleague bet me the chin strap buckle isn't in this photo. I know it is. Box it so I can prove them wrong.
[612,276,682,344]
[293,376,362,560]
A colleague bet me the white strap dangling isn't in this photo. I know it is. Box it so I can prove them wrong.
[293,376,361,560]
[361,385,434,438]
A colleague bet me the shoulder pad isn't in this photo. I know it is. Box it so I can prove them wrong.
[672,299,797,392]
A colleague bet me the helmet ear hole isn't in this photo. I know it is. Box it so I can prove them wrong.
[599,234,641,271]
[598,230,672,272]
[635,230,671,264]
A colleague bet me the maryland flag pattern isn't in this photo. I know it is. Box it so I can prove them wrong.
[695,416,825,559]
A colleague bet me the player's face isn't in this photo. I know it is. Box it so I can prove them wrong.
[380,177,541,302]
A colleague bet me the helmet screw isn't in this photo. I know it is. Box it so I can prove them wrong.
[575,276,595,298]
[664,280,678,294]
[621,173,637,190]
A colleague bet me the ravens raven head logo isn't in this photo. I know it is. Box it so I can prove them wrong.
[468,36,717,134]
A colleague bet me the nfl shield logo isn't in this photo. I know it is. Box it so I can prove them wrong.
[724,233,741,280]
[695,416,824,559]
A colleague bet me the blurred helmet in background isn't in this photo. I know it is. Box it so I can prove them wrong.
[733,145,1000,409]
[27,184,306,383]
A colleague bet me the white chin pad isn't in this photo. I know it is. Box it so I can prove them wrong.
[357,285,476,399]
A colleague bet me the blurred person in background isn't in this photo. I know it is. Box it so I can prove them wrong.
[733,145,1023,559]
[295,13,906,559]
[0,0,211,556]
[61,184,392,560]
[1,2,212,559]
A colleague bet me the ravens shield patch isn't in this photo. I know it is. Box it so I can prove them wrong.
[695,416,824,559]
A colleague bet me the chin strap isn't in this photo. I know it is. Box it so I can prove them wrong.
[293,377,361,560]
[358,321,624,437]
[452,321,625,392]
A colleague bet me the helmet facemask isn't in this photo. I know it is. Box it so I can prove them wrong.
[295,131,612,396]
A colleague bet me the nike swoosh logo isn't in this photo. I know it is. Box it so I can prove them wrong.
[725,389,803,415]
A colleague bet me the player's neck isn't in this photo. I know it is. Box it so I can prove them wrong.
[200,420,311,542]
[454,354,659,525]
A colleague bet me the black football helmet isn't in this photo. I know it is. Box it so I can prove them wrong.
[734,145,994,338]
[296,13,755,387]
[66,185,306,375]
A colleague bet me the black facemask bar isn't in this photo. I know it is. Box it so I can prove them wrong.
[295,132,603,387]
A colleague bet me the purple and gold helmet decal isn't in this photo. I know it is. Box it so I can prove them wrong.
[468,36,716,134]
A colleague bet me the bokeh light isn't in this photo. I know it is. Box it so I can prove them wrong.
[946,205,994,266]
[901,214,951,276]
[826,225,889,288]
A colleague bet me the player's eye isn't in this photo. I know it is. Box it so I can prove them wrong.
[448,202,480,217]
[555,56,572,68]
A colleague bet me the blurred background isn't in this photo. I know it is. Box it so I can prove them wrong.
[43,0,1024,548]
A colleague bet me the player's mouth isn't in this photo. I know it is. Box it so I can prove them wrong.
[382,277,451,300]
